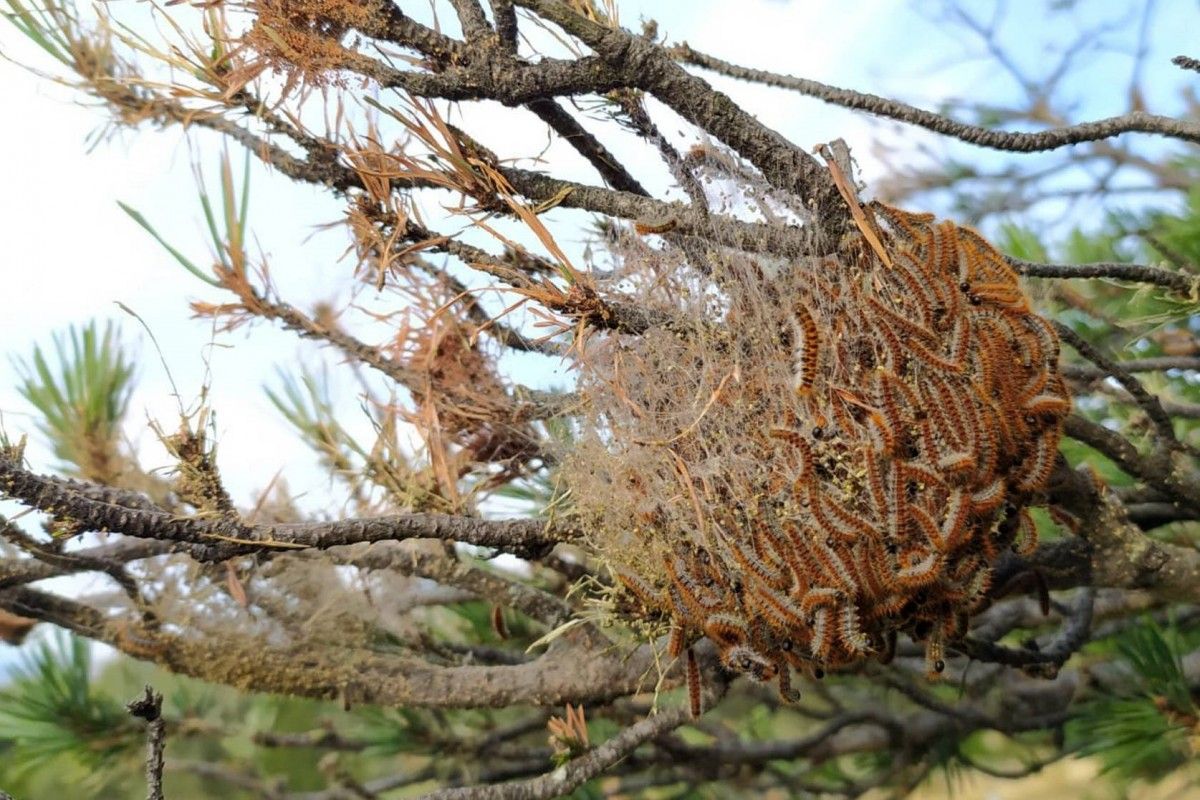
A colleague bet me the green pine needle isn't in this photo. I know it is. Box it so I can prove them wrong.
[0,632,139,781]
[13,321,136,476]
[116,201,221,287]
[1068,618,1199,782]
[3,0,72,66]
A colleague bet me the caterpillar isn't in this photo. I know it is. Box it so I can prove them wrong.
[686,647,702,718]
[790,300,820,398]
[1014,429,1060,494]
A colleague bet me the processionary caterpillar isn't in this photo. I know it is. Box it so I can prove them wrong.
[791,299,820,398]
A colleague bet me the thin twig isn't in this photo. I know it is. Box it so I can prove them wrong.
[1054,323,1178,447]
[673,43,1200,150]
[1172,55,1200,74]
[1010,256,1196,295]
[127,685,167,800]
[413,706,692,800]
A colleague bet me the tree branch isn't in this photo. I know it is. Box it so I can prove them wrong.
[0,452,570,560]
[1054,322,1178,447]
[511,0,845,232]
[1063,416,1200,513]
[955,587,1096,669]
[524,98,649,194]
[448,0,492,42]
[414,706,692,800]
[0,585,675,709]
[1010,256,1197,295]
[673,43,1200,150]
[490,0,518,53]
[126,685,167,800]
[1061,356,1200,380]
[1003,472,1200,603]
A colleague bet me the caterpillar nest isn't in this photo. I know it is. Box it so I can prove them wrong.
[564,202,1070,701]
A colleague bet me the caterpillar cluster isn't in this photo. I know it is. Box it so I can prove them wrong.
[571,202,1070,712]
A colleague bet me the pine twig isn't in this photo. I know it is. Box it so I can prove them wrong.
[672,43,1200,150]
[126,685,166,800]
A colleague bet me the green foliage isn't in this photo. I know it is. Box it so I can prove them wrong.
[1139,165,1200,268]
[13,321,135,477]
[997,222,1048,262]
[2,0,74,67]
[1059,223,1129,266]
[0,634,447,798]
[265,366,452,510]
[1068,619,1199,783]
[1077,699,1188,779]
[490,410,574,513]
[0,633,140,792]
[1117,618,1196,712]
[350,706,437,756]
[117,202,221,288]
[265,367,364,474]
[112,668,336,795]
[117,149,251,287]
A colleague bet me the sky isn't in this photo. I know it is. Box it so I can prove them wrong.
[0,0,1196,676]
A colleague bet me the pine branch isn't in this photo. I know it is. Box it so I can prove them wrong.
[0,452,570,560]
[673,43,1200,150]
[126,686,166,800]
[414,706,693,800]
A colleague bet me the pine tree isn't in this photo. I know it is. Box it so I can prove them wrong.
[1,2,1198,797]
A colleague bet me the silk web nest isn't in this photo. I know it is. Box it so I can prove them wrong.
[564,200,1070,701]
